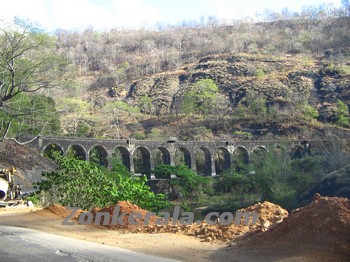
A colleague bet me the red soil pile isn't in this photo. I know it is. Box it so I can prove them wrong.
[47,204,82,219]
[47,204,71,218]
[89,200,288,243]
[238,195,350,255]
[90,201,158,230]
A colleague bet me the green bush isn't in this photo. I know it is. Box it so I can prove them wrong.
[153,164,209,200]
[114,101,140,113]
[35,156,167,211]
[254,68,265,78]
[24,193,40,206]
[148,128,164,139]
[323,63,350,76]
[303,103,319,124]
[233,130,253,139]
[131,131,146,139]
[336,116,350,127]
[337,65,350,76]
[323,63,336,74]
[215,171,259,206]
[335,100,350,127]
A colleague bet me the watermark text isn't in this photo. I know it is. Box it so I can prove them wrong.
[62,206,258,226]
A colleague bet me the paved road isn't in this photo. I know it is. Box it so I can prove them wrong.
[0,225,179,262]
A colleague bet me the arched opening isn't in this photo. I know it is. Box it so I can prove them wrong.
[43,143,63,160]
[89,145,108,167]
[273,145,288,162]
[153,147,171,167]
[250,146,268,169]
[133,147,151,175]
[232,146,249,172]
[271,145,289,176]
[290,145,305,159]
[196,147,212,176]
[113,146,131,171]
[174,147,192,169]
[215,147,230,175]
[67,145,87,160]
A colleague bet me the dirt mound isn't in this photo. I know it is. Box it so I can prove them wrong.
[179,201,289,243]
[91,201,158,229]
[237,201,288,229]
[47,204,71,218]
[238,195,350,255]
[47,204,82,219]
[88,200,288,243]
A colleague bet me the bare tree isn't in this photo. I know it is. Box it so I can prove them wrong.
[0,18,64,142]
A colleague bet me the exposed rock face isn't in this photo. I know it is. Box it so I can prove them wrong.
[123,53,350,124]
[0,140,56,190]
[126,75,182,115]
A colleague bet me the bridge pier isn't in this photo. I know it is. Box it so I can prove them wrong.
[146,154,154,175]
[129,154,135,174]
[209,154,216,176]
[190,155,197,174]
[229,154,235,172]
[169,153,175,166]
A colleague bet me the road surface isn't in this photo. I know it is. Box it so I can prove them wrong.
[0,225,179,262]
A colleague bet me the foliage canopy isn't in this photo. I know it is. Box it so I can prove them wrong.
[35,155,168,211]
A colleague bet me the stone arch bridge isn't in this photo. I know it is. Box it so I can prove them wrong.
[22,136,315,176]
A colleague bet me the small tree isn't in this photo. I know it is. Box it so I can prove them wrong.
[335,100,350,127]
[245,92,268,119]
[303,103,319,125]
[182,79,219,116]
[139,96,153,115]
[215,171,259,206]
[0,18,65,142]
[153,164,208,200]
[0,93,60,139]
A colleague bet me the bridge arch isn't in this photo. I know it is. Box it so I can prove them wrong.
[272,144,288,160]
[153,147,172,166]
[251,145,268,153]
[43,143,64,159]
[250,145,269,168]
[290,145,305,159]
[274,144,287,152]
[215,147,230,175]
[196,146,213,176]
[114,146,131,171]
[68,144,87,160]
[133,146,152,175]
[89,145,108,167]
[232,146,250,171]
[231,146,250,164]
[175,147,193,169]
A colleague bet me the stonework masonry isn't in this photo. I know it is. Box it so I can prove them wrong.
[22,136,313,176]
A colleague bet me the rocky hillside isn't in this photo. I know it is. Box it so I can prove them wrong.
[80,52,350,140]
[124,53,336,113]
[0,141,56,190]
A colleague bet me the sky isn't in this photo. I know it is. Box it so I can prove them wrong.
[0,0,343,32]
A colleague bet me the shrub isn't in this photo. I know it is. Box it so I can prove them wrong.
[114,101,140,113]
[35,156,167,211]
[131,131,146,139]
[254,68,265,78]
[24,193,40,206]
[153,164,209,200]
